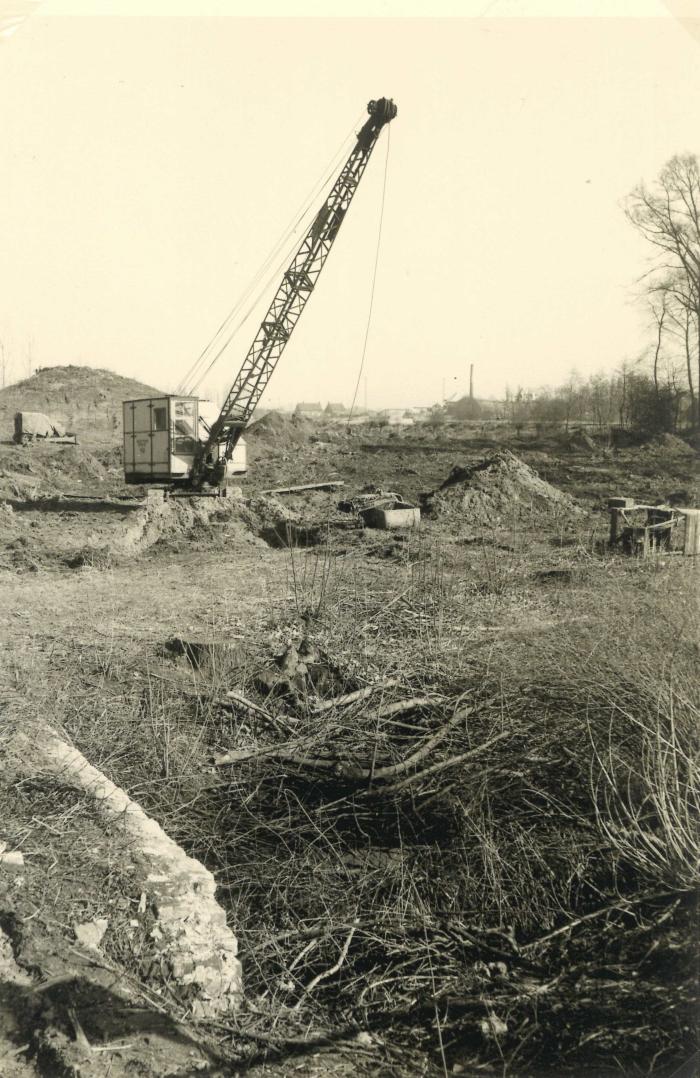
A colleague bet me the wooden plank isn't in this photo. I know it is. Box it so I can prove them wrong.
[260,481,344,495]
[681,509,700,557]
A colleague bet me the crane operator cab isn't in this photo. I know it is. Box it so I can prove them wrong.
[123,396,246,486]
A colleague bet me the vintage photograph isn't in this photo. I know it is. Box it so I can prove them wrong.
[0,1,698,1075]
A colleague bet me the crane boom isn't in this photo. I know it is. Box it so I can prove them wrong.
[193,96,397,486]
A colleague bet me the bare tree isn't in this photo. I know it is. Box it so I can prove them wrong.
[617,361,629,428]
[648,293,668,399]
[658,275,698,425]
[626,155,700,427]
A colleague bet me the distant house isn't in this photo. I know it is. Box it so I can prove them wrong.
[294,402,323,418]
[324,402,347,416]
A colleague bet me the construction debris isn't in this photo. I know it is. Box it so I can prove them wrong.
[337,488,421,529]
[338,489,400,513]
[13,411,77,445]
[0,849,25,871]
[567,428,597,452]
[359,502,420,530]
[74,918,109,952]
[23,731,243,1017]
[608,497,700,556]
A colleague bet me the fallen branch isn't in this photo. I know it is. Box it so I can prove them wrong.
[369,705,472,781]
[214,705,472,779]
[312,678,401,713]
[222,690,296,735]
[375,728,514,796]
[294,922,358,1007]
[213,741,318,768]
[266,921,359,945]
[519,890,678,954]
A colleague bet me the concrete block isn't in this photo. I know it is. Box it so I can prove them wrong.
[360,505,421,530]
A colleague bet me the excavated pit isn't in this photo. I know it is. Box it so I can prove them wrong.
[113,491,325,557]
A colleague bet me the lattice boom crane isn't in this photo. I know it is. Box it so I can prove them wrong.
[195,96,397,487]
[122,97,397,490]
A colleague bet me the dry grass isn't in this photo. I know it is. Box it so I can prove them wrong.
[1,387,697,1075]
[25,530,694,1077]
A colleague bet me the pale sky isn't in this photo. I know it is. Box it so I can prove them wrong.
[1,3,699,408]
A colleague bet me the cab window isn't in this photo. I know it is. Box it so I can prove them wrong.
[173,400,195,437]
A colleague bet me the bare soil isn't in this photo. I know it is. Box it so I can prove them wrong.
[0,397,698,1077]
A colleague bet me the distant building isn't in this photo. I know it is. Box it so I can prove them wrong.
[445,397,502,420]
[294,401,323,418]
[378,408,414,427]
[324,402,347,416]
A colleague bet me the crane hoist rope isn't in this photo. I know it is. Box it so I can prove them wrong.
[192,96,398,488]
[347,123,391,427]
[177,111,365,397]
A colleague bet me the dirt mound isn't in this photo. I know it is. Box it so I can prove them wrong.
[116,496,236,554]
[422,450,580,527]
[113,493,290,558]
[246,410,314,447]
[118,491,333,557]
[0,442,119,501]
[48,445,109,483]
[651,432,696,456]
[0,365,163,448]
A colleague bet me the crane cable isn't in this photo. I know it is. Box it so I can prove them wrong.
[180,199,316,394]
[177,111,365,396]
[347,124,391,426]
[186,228,307,395]
[184,114,366,396]
[178,123,358,394]
[177,176,333,395]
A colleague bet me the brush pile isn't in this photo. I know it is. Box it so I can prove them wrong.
[422,450,580,528]
[194,622,699,1075]
[55,554,699,1074]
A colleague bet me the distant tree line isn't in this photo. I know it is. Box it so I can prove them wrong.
[498,367,690,436]
[449,153,700,438]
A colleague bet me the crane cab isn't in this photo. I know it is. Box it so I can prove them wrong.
[123,395,246,485]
